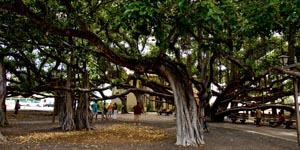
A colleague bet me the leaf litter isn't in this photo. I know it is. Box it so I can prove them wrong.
[15,123,168,145]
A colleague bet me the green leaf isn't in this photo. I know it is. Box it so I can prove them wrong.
[178,0,184,12]
[207,9,213,16]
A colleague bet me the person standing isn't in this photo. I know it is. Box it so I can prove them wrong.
[112,103,118,119]
[101,103,108,120]
[107,103,113,119]
[202,116,209,132]
[133,102,143,125]
[14,100,21,115]
[92,101,98,120]
[255,109,262,126]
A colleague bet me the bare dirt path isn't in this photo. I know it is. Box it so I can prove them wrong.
[0,110,298,150]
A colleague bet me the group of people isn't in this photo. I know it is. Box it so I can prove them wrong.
[255,109,287,127]
[91,102,118,120]
[91,101,145,125]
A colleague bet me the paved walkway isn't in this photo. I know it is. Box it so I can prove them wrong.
[210,122,298,143]
[119,113,298,143]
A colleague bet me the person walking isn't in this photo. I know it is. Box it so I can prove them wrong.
[133,102,143,125]
[14,100,21,115]
[255,109,262,127]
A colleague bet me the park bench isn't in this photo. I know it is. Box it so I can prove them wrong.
[158,109,173,116]
[268,119,294,128]
[283,120,295,129]
[229,113,248,124]
[229,114,238,123]
[240,114,248,124]
[240,119,246,124]
[267,119,276,126]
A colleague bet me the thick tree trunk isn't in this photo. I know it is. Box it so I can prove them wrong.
[75,64,90,130]
[0,54,8,126]
[210,104,226,122]
[59,40,76,130]
[52,96,57,123]
[133,79,144,107]
[56,89,64,121]
[210,93,231,122]
[120,96,128,114]
[75,94,90,129]
[58,65,75,130]
[58,93,75,130]
[0,55,8,142]
[160,65,204,147]
[134,92,143,107]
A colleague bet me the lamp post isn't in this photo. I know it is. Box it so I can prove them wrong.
[279,55,300,146]
[279,55,289,67]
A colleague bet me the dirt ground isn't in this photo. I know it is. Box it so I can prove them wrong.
[0,110,299,150]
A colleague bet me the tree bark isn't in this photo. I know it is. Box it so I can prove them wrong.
[120,95,128,114]
[0,54,8,142]
[210,102,226,122]
[0,54,8,126]
[134,92,143,107]
[58,65,75,130]
[159,64,204,147]
[75,63,90,130]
